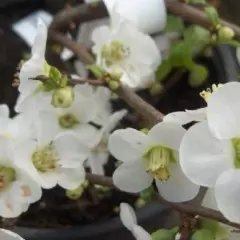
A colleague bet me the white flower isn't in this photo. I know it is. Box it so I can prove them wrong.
[109,122,199,202]
[15,114,89,190]
[0,136,42,218]
[120,202,151,240]
[102,0,166,35]
[85,109,127,175]
[16,19,51,113]
[0,229,25,240]
[91,8,161,89]
[36,84,97,138]
[180,82,240,223]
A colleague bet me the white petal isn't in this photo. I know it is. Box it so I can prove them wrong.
[133,225,152,240]
[0,136,14,163]
[202,188,218,210]
[101,109,127,134]
[88,152,108,175]
[215,169,240,223]
[0,229,25,240]
[0,104,9,118]
[120,203,137,231]
[108,128,149,162]
[180,121,233,187]
[53,133,89,163]
[31,19,48,56]
[163,108,206,125]
[148,122,186,150]
[113,160,153,193]
[73,84,94,101]
[57,166,86,190]
[37,111,60,146]
[207,82,240,139]
[37,172,58,189]
[156,163,200,202]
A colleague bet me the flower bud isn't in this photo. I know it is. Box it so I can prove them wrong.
[51,86,74,108]
[218,26,235,41]
[110,70,123,81]
[109,80,120,90]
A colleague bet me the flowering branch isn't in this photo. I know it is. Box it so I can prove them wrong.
[86,173,240,229]
[49,0,240,40]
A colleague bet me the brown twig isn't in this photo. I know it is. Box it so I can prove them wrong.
[49,1,240,41]
[86,173,240,229]
[70,78,105,86]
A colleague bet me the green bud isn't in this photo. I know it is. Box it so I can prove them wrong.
[109,70,123,81]
[109,80,120,90]
[66,180,89,200]
[152,229,175,240]
[135,198,146,208]
[51,86,74,108]
[149,83,164,96]
[191,229,214,240]
[218,26,235,41]
[87,64,105,79]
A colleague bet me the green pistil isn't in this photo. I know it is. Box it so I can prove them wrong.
[58,113,79,129]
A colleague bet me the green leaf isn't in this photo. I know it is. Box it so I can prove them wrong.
[169,226,179,236]
[165,15,185,33]
[49,66,62,81]
[204,6,219,26]
[87,64,105,78]
[152,229,175,240]
[219,39,240,47]
[155,60,172,82]
[184,25,210,44]
[191,229,214,240]
[188,64,208,87]
[140,185,155,203]
[170,41,194,69]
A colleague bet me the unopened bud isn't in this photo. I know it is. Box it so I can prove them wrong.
[109,80,120,90]
[149,83,164,96]
[51,86,74,108]
[218,26,235,41]
[110,70,123,81]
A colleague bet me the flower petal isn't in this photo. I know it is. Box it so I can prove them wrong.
[202,188,218,210]
[156,163,200,202]
[88,152,108,175]
[120,202,137,231]
[37,111,60,146]
[148,122,186,150]
[113,160,153,193]
[180,121,233,187]
[108,128,149,162]
[163,108,206,125]
[207,82,240,139]
[37,172,58,189]
[0,229,25,240]
[215,169,240,223]
[57,166,86,190]
[133,225,151,240]
[53,133,90,163]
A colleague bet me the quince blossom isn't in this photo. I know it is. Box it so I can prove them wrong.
[120,202,151,240]
[180,82,240,223]
[0,229,25,240]
[109,122,199,202]
[0,136,41,218]
[91,8,161,89]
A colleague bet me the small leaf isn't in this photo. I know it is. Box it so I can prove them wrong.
[87,64,105,78]
[188,64,208,87]
[204,6,219,26]
[49,66,62,81]
[191,229,214,240]
[170,41,194,69]
[155,60,172,82]
[184,25,210,44]
[165,15,185,34]
[152,229,175,240]
[140,185,155,203]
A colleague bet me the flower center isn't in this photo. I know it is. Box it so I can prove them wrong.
[32,144,59,172]
[232,138,240,168]
[58,113,80,129]
[200,84,223,103]
[101,40,129,67]
[0,165,16,190]
[144,146,176,181]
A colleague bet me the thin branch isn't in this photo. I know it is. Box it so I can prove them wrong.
[86,173,240,229]
[70,78,105,86]
[49,1,240,40]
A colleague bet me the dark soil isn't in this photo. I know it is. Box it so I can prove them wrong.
[0,0,232,229]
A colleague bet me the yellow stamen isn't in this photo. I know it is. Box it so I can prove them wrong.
[200,83,223,103]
